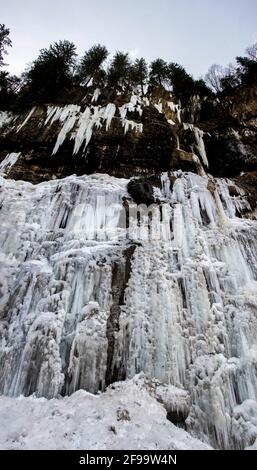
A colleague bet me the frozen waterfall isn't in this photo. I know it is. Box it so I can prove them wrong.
[1,170,257,449]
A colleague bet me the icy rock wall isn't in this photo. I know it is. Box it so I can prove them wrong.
[0,174,131,397]
[5,94,145,158]
[1,170,257,449]
[114,172,257,449]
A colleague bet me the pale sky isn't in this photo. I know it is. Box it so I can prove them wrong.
[1,0,257,78]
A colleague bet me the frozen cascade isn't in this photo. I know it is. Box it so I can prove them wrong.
[1,169,257,449]
[184,123,209,167]
[0,173,130,398]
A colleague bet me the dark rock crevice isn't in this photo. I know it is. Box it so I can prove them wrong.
[105,245,136,387]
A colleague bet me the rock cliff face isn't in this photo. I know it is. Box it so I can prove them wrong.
[1,86,257,450]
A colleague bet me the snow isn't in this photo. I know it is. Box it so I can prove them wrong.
[0,375,211,450]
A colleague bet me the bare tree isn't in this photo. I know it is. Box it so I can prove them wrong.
[205,64,225,93]
[246,43,257,61]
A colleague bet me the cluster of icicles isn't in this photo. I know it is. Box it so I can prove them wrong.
[0,91,185,161]
[1,163,257,449]
[11,93,145,156]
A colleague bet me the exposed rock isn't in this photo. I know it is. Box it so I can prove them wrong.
[171,149,199,173]
[0,101,175,183]
[127,178,155,206]
[207,180,216,195]
[205,131,257,177]
[116,408,131,422]
[105,245,136,386]
[235,171,257,211]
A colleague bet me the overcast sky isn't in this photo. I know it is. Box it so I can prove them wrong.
[1,0,257,78]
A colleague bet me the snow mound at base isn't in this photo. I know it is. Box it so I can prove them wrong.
[0,375,211,450]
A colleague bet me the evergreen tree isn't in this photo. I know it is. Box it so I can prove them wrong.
[168,63,212,104]
[236,56,257,86]
[107,52,131,90]
[76,44,108,86]
[0,24,18,109]
[0,24,12,68]
[24,40,77,102]
[130,58,148,95]
[193,79,212,97]
[149,59,168,87]
[168,62,194,103]
[0,71,20,109]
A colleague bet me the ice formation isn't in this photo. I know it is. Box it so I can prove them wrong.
[0,164,257,449]
[0,375,211,450]
[16,107,36,133]
[1,93,184,160]
[46,100,144,155]
[1,91,257,450]
[7,94,145,157]
[184,123,209,167]
[0,153,21,175]
[168,102,182,123]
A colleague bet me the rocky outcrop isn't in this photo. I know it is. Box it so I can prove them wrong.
[205,131,257,177]
[127,178,156,206]
[1,85,257,186]
[0,99,175,183]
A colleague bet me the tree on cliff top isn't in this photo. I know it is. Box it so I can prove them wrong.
[149,59,168,87]
[76,44,108,87]
[107,52,131,90]
[246,43,257,62]
[0,24,12,68]
[130,58,148,95]
[205,64,225,93]
[168,63,212,104]
[0,25,20,110]
[24,40,77,102]
[236,43,257,86]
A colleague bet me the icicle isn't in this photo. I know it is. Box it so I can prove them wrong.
[16,107,36,133]
[91,88,101,103]
[0,152,21,174]
[104,103,116,131]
